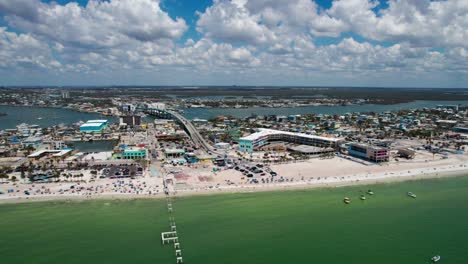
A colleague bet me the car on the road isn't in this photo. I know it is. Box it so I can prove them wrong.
[247,173,253,178]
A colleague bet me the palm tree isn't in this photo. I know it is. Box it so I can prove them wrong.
[20,166,26,183]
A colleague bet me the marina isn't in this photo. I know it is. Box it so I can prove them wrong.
[0,105,116,130]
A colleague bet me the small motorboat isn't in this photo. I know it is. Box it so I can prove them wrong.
[343,197,351,204]
[407,192,417,198]
[360,195,366,200]
[431,255,440,262]
[37,117,43,120]
[367,189,374,195]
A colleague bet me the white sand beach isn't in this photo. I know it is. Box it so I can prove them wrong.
[1,151,467,203]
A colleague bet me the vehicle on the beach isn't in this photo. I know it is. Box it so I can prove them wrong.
[431,255,441,262]
[407,192,417,198]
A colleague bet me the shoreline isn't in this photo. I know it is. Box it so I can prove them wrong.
[1,166,466,205]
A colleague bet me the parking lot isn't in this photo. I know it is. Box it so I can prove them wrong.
[100,164,143,178]
[233,162,277,178]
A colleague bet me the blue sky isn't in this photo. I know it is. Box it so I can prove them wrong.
[0,0,466,87]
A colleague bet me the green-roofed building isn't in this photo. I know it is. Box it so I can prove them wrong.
[123,148,147,159]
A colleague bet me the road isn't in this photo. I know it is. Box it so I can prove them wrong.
[167,110,224,156]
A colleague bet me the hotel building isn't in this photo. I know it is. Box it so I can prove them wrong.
[238,128,343,153]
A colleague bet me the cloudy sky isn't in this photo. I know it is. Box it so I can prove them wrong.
[0,0,467,87]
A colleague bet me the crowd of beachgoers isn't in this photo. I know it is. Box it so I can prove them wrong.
[1,179,165,201]
[1,154,468,203]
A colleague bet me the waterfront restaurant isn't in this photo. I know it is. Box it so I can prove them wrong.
[238,128,343,153]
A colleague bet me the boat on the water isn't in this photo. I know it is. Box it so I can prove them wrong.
[343,197,351,204]
[367,189,374,195]
[360,195,366,200]
[431,255,440,262]
[407,192,417,198]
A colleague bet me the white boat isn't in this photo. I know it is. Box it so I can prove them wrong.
[37,117,43,120]
[367,189,374,195]
[407,192,417,198]
[360,195,366,200]
[431,255,440,262]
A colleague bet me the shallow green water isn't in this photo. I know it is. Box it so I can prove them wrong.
[2,176,468,264]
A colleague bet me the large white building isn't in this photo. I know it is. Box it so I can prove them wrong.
[238,128,343,153]
[61,90,70,99]
[149,102,166,110]
[120,103,136,112]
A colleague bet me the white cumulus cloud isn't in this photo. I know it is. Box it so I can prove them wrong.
[0,0,466,87]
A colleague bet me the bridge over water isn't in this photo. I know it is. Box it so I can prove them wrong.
[145,108,221,155]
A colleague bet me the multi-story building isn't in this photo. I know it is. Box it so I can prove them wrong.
[120,103,136,113]
[61,90,70,99]
[120,115,141,126]
[21,136,43,149]
[123,148,147,159]
[238,128,343,153]
[149,102,166,110]
[348,143,389,162]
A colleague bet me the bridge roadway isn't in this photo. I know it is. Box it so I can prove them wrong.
[167,110,218,154]
[146,108,223,156]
